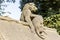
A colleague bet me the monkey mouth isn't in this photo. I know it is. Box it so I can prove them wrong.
[31,9,37,12]
[31,10,38,14]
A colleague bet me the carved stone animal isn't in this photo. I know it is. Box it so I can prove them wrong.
[20,3,37,33]
[32,15,46,39]
[20,3,46,39]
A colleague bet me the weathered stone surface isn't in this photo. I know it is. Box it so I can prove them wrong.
[43,27,60,40]
[0,16,60,40]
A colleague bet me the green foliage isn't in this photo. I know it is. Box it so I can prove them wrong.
[35,1,60,17]
[44,14,60,35]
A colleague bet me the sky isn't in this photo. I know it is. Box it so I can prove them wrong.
[1,0,22,21]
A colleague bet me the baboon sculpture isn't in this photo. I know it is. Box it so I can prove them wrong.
[20,3,37,33]
[20,3,46,39]
[32,15,46,39]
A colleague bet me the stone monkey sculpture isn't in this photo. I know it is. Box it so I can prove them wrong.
[20,3,46,39]
[20,3,37,33]
[32,15,46,39]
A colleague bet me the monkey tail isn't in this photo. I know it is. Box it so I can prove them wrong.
[35,28,45,40]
